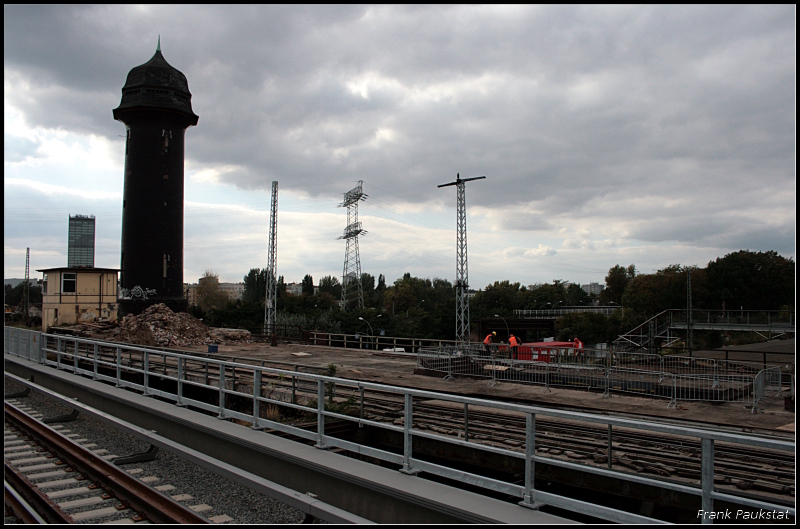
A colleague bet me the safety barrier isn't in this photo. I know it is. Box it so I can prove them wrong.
[417,345,781,411]
[4,327,795,524]
[3,327,43,362]
[308,331,461,354]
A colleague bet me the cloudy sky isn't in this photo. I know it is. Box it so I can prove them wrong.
[4,5,796,290]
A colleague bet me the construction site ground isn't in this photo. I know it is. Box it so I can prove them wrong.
[175,340,795,434]
[38,303,794,434]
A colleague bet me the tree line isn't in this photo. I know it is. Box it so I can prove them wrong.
[188,250,794,348]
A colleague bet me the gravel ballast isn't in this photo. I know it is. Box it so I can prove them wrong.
[4,377,313,524]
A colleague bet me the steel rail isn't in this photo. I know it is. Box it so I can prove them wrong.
[4,402,210,524]
[4,465,69,524]
[359,396,795,501]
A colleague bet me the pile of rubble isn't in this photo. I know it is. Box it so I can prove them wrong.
[111,303,251,347]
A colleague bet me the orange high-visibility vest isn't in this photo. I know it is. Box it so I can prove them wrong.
[483,334,493,345]
[509,335,518,347]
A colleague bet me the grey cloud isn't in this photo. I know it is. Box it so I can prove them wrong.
[3,134,41,162]
[4,5,794,270]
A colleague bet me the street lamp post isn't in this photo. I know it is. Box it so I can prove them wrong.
[359,314,382,349]
[493,313,510,340]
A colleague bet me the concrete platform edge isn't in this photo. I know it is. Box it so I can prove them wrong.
[5,354,575,524]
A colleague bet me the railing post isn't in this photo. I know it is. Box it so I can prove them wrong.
[464,403,469,442]
[218,363,226,418]
[607,424,612,469]
[252,369,261,427]
[177,357,185,407]
[292,365,298,405]
[488,352,497,388]
[143,351,151,396]
[73,340,79,373]
[359,385,364,426]
[92,344,100,380]
[520,412,539,508]
[115,347,122,387]
[315,379,327,448]
[400,392,416,474]
[36,332,43,364]
[701,437,714,524]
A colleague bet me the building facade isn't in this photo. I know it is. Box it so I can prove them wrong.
[219,282,245,301]
[67,214,95,267]
[581,282,604,297]
[38,267,119,330]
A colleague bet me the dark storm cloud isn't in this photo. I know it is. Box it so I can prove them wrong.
[4,5,795,259]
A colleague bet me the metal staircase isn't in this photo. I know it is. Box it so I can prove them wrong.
[615,309,795,352]
[614,311,679,352]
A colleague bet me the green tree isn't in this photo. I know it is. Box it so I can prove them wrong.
[318,275,342,299]
[471,280,526,319]
[600,264,636,305]
[5,282,43,307]
[302,274,314,296]
[556,312,622,346]
[706,251,795,310]
[383,273,429,315]
[524,281,568,309]
[242,268,266,303]
[197,271,230,312]
[566,283,590,306]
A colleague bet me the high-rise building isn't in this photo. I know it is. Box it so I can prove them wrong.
[67,214,95,267]
[113,39,198,314]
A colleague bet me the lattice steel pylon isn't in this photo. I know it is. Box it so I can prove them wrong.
[264,181,278,335]
[438,174,486,345]
[338,181,367,312]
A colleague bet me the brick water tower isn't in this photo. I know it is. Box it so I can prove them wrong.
[113,39,198,314]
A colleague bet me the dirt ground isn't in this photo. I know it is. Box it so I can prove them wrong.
[176,340,795,434]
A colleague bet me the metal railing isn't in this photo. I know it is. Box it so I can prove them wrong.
[4,327,795,524]
[616,310,795,352]
[308,331,460,354]
[514,307,620,318]
[416,346,783,412]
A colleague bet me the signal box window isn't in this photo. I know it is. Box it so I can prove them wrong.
[62,273,77,293]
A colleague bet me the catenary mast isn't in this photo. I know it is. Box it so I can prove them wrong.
[265,181,278,335]
[338,181,367,311]
[438,174,486,345]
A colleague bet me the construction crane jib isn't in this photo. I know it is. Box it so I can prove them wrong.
[438,174,486,345]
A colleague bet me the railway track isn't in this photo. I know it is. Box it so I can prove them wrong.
[35,337,795,511]
[4,401,215,524]
[354,393,795,504]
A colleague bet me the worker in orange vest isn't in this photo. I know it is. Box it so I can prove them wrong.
[509,333,519,357]
[483,331,496,356]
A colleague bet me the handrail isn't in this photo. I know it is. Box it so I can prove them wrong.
[4,326,796,524]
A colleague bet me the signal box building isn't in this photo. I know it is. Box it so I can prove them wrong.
[38,267,119,331]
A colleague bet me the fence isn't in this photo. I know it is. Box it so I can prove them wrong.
[416,345,783,411]
[308,331,461,354]
[5,326,794,524]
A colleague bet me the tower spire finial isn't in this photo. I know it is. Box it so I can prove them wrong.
[157,35,161,52]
